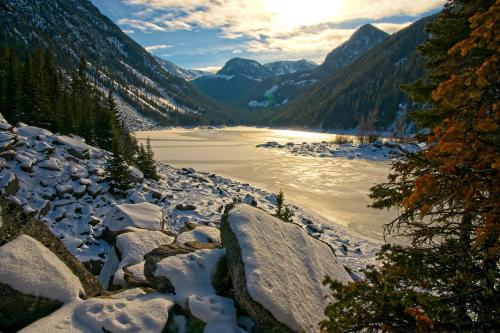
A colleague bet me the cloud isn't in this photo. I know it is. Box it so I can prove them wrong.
[373,22,414,34]
[117,18,167,32]
[120,0,444,61]
[196,66,221,73]
[145,44,173,51]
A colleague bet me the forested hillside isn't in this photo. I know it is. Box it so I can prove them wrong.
[0,0,232,128]
[0,46,134,156]
[271,17,432,130]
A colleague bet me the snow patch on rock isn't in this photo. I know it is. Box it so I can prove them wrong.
[226,204,352,333]
[0,235,84,303]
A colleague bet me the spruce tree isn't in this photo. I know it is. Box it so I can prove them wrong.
[321,1,499,332]
[3,49,21,123]
[106,136,133,197]
[274,190,294,222]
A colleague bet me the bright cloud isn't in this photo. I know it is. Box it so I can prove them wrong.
[145,44,173,51]
[117,0,445,64]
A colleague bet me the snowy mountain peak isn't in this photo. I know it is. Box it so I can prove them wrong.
[315,23,389,77]
[263,59,318,76]
[154,56,211,81]
[217,58,273,81]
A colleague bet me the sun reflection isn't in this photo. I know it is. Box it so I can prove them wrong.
[271,128,333,141]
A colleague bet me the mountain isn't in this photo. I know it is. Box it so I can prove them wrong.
[217,57,273,81]
[270,17,433,130]
[263,60,318,76]
[154,56,211,81]
[0,0,231,129]
[193,25,388,110]
[192,58,276,103]
[314,24,389,78]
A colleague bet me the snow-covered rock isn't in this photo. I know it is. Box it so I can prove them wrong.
[20,288,174,333]
[0,235,85,303]
[103,202,163,233]
[37,158,61,171]
[258,140,422,161]
[53,135,91,159]
[112,230,174,287]
[116,230,174,269]
[176,226,221,248]
[154,248,245,332]
[222,204,352,333]
[0,173,18,196]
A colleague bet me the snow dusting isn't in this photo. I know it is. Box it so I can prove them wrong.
[0,235,84,303]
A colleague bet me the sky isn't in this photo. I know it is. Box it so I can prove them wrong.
[90,0,445,72]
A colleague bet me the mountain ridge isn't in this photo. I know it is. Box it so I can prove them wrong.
[0,0,232,129]
[271,17,433,130]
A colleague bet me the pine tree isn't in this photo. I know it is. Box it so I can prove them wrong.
[3,49,21,123]
[106,136,133,196]
[136,137,159,180]
[275,190,284,218]
[274,190,294,222]
[321,1,499,332]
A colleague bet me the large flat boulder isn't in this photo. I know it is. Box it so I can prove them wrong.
[103,202,163,234]
[112,230,174,288]
[19,288,174,333]
[0,235,85,331]
[52,135,91,159]
[0,198,102,297]
[221,204,352,333]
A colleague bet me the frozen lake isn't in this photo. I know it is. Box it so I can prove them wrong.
[135,126,396,242]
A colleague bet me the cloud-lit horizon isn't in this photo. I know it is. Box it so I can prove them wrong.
[91,0,445,71]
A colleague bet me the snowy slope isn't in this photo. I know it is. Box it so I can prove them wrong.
[155,56,211,81]
[0,114,381,273]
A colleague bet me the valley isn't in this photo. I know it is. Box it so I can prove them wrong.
[1,0,496,332]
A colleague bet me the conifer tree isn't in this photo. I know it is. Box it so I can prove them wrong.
[106,135,133,196]
[136,137,159,180]
[3,49,21,123]
[321,1,499,332]
[274,190,294,222]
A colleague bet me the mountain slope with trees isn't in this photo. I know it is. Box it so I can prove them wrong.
[193,25,388,111]
[0,0,232,128]
[313,24,389,78]
[271,17,432,130]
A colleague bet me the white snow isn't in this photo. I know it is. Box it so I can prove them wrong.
[116,230,174,268]
[0,235,84,303]
[20,289,174,333]
[227,204,352,333]
[258,140,422,161]
[16,125,53,138]
[53,135,91,157]
[37,157,61,171]
[103,202,163,233]
[113,230,174,286]
[176,226,220,246]
[154,248,245,332]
